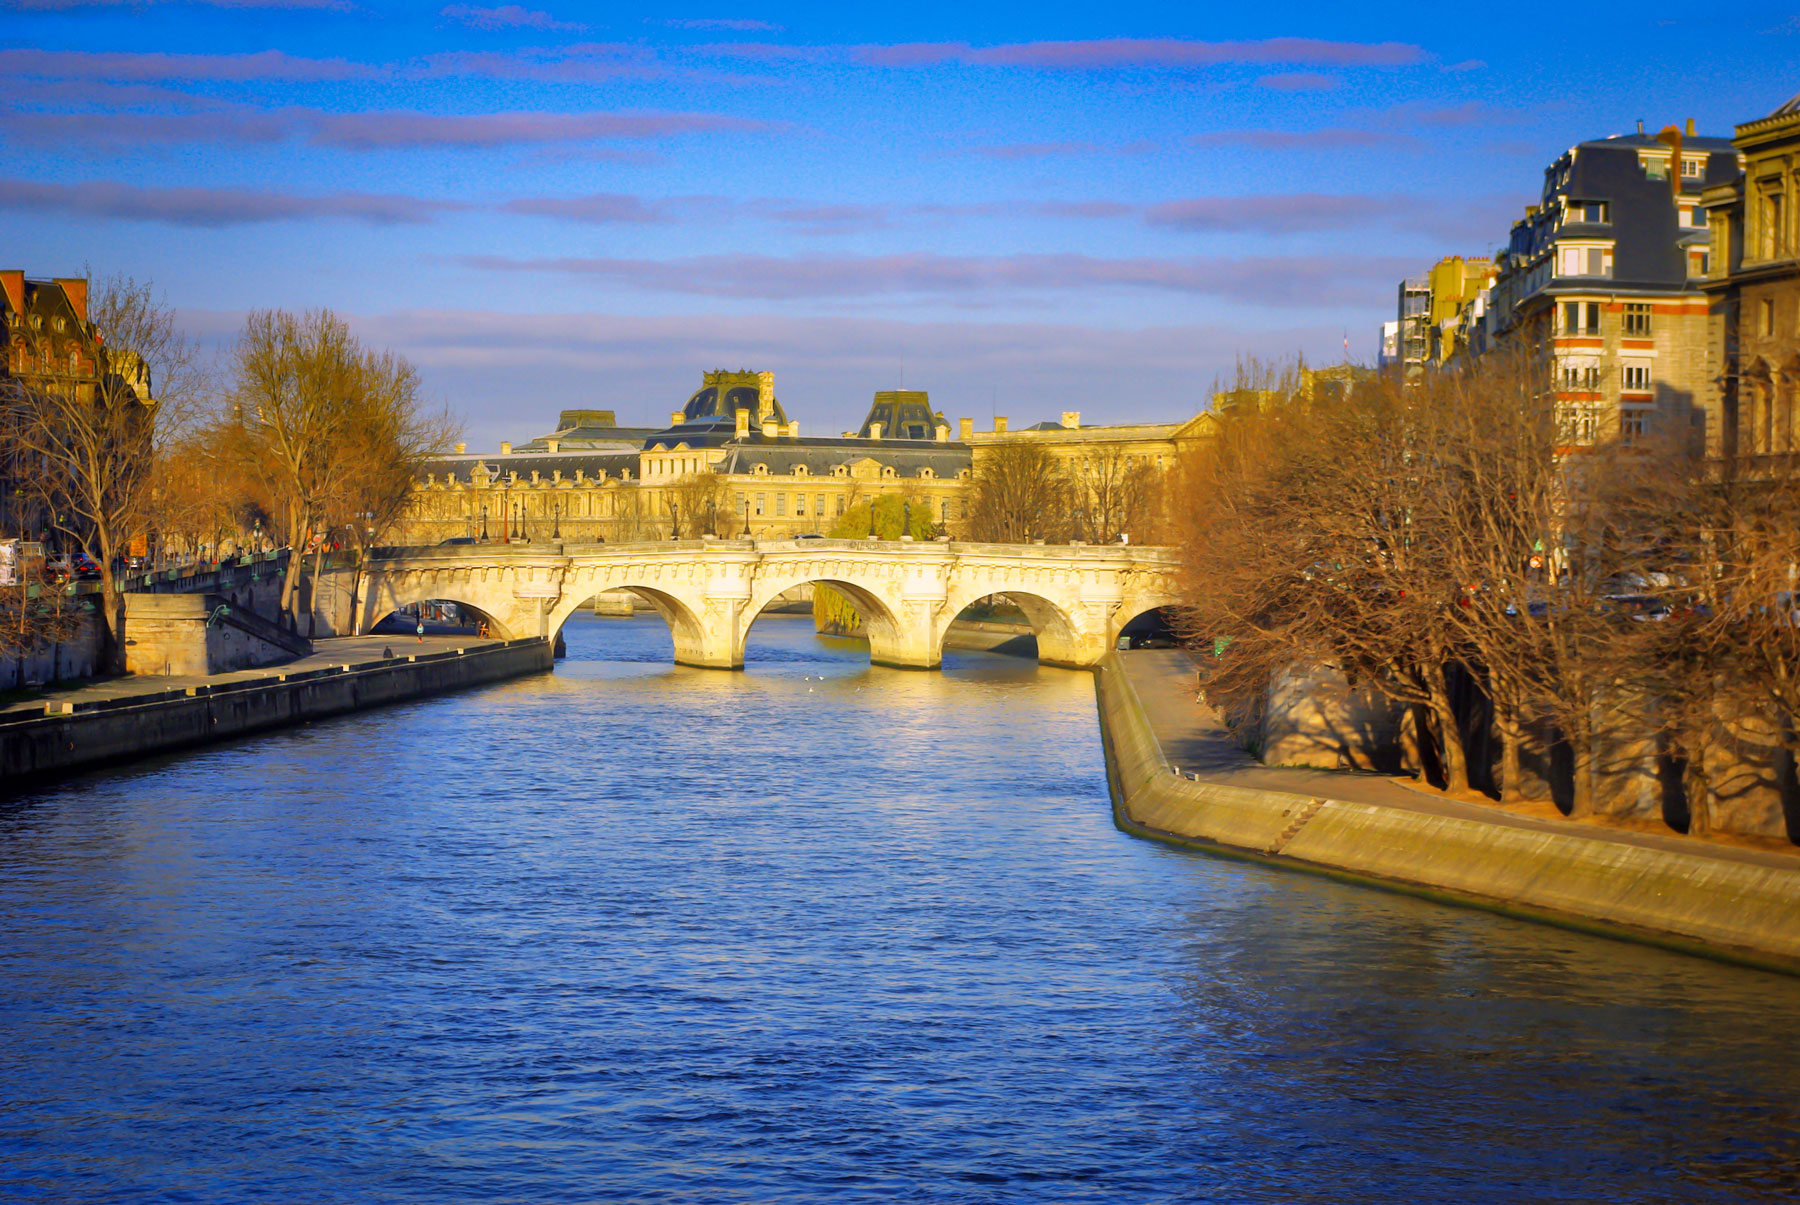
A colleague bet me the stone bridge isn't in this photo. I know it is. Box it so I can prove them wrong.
[338,539,1179,670]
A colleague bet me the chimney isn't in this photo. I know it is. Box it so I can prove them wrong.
[958,417,973,440]
[1060,411,1080,429]
[869,421,883,441]
[545,438,560,454]
[761,419,779,439]
[994,416,1008,434]
[0,270,22,317]
[1685,117,1696,137]
[55,278,87,324]
[735,408,750,438]
[500,441,512,455]
[671,410,685,426]
[454,442,466,454]
[935,423,949,443]
[1636,119,1644,135]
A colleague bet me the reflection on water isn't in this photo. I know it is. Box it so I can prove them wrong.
[1,612,1798,1203]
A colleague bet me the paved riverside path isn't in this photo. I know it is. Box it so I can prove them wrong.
[1,635,505,719]
[1119,649,1800,875]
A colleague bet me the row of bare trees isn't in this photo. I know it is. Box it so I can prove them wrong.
[3,277,456,670]
[1176,351,1800,833]
[967,442,1170,545]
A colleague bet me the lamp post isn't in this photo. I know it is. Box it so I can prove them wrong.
[480,504,488,541]
[501,485,510,545]
[903,500,911,539]
[670,502,680,540]
[552,500,561,541]
[513,500,523,542]
[705,499,716,537]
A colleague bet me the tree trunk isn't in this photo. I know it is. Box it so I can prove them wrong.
[306,544,327,639]
[1495,702,1526,804]
[1426,668,1471,794]
[1565,712,1596,818]
[95,552,123,676]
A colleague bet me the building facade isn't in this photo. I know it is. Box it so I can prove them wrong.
[1701,93,1800,463]
[399,370,1209,546]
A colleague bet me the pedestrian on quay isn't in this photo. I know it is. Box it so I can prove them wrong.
[416,618,425,643]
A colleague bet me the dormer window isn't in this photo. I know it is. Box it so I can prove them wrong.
[792,464,808,476]
[918,467,935,479]
[1681,156,1705,179]
[1572,200,1609,224]
[753,463,769,476]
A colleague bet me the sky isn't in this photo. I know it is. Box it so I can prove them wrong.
[3,2,1797,448]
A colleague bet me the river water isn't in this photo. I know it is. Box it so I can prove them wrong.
[2,614,1799,1203]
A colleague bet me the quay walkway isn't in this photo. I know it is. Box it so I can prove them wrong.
[1101,650,1800,968]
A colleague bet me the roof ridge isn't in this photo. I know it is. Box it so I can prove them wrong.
[1775,90,1800,118]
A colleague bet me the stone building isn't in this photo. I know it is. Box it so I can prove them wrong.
[1471,121,1739,449]
[0,272,152,541]
[399,369,1213,545]
[1701,91,1800,461]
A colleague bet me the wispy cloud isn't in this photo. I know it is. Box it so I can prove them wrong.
[439,5,587,32]
[657,17,782,31]
[0,177,455,226]
[0,47,377,83]
[461,250,1413,307]
[0,105,774,150]
[851,37,1426,70]
[1145,194,1397,233]
[1255,71,1338,91]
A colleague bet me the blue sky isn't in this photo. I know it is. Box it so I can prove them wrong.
[3,1,1796,447]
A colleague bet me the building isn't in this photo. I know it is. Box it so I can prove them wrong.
[400,370,1212,545]
[1476,121,1738,448]
[0,272,151,542]
[1701,92,1800,462]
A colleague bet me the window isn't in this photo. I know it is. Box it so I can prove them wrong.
[755,494,765,515]
[794,493,806,516]
[1575,201,1609,224]
[1643,155,1669,181]
[775,493,786,516]
[1623,303,1653,337]
[1762,297,1777,337]
[835,495,845,515]
[815,494,825,515]
[1681,156,1705,179]
[1621,408,1650,439]
[1622,363,1651,391]
[1766,193,1787,257]
[1689,249,1710,277]
[1561,301,1600,335]
[1558,245,1612,277]
[1559,361,1601,391]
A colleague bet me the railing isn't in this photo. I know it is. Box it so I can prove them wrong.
[122,549,291,594]
[360,538,1177,562]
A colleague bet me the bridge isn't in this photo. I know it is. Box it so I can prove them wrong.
[340,539,1179,670]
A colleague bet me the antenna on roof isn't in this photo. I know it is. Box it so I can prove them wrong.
[1637,119,1644,135]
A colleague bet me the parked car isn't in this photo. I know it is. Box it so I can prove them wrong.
[439,536,479,545]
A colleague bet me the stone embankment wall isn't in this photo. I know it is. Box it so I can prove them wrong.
[1,610,101,688]
[1093,653,1800,972]
[122,594,307,677]
[1,639,552,782]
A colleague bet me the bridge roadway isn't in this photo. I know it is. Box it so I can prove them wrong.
[337,538,1179,670]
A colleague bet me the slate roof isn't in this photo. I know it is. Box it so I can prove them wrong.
[714,435,970,480]
[422,450,640,483]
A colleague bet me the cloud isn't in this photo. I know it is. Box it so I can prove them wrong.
[461,250,1413,307]
[409,44,660,83]
[1145,194,1398,233]
[657,17,782,31]
[440,5,586,31]
[501,192,706,223]
[305,109,769,149]
[852,37,1425,70]
[1255,71,1338,91]
[0,47,376,82]
[1444,58,1488,72]
[1188,127,1423,151]
[0,105,773,150]
[0,177,455,226]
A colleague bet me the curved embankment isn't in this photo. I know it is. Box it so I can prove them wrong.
[1091,654,1800,973]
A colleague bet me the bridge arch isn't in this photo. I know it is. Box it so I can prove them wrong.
[937,588,1086,668]
[356,572,527,640]
[545,582,715,667]
[739,572,912,668]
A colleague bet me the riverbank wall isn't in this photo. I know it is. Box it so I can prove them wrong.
[1092,652,1800,972]
[1,638,552,783]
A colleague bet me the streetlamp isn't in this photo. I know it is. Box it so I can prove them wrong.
[514,500,523,542]
[670,502,680,540]
[501,484,511,545]
[480,504,489,541]
[903,500,911,539]
[552,500,561,541]
[705,499,716,537]
[742,497,752,538]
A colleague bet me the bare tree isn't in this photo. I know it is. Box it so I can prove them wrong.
[670,469,732,537]
[968,442,1068,542]
[1,273,201,670]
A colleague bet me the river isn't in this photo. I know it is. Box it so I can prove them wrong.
[2,613,1798,1202]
